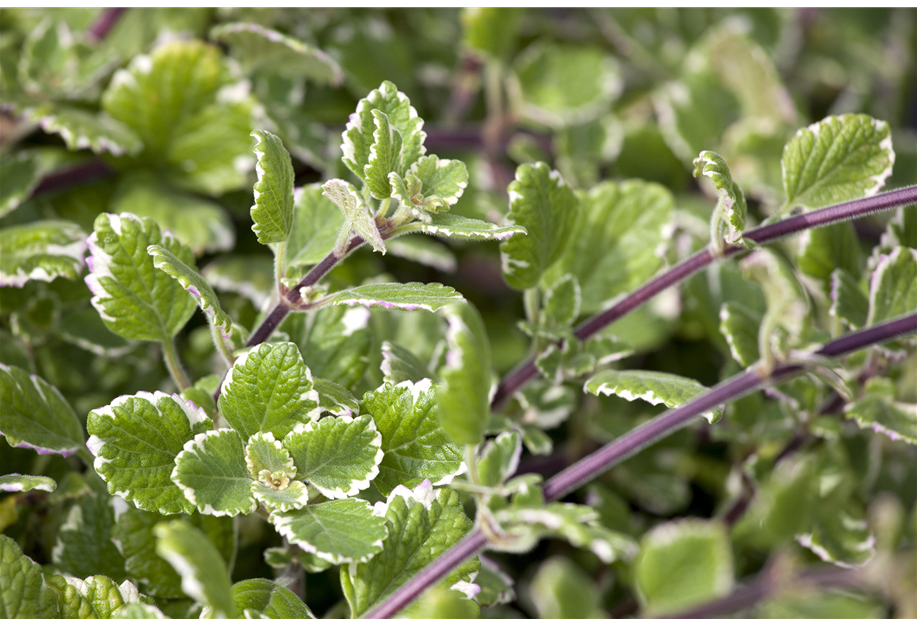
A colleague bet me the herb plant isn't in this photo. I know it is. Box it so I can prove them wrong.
[1,7,916,620]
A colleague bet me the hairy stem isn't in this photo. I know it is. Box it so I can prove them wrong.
[364,312,917,618]
[161,339,191,391]
[491,184,917,409]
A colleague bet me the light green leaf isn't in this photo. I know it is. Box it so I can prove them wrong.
[218,342,320,441]
[797,222,859,285]
[364,110,403,199]
[270,498,388,565]
[0,474,56,493]
[148,245,234,342]
[867,246,917,326]
[389,156,469,219]
[719,301,762,367]
[528,556,603,619]
[545,180,673,314]
[437,303,492,445]
[0,534,58,618]
[542,274,581,331]
[400,586,480,619]
[782,114,895,211]
[0,153,41,218]
[693,150,747,245]
[0,364,84,456]
[342,80,426,183]
[361,380,464,496]
[396,213,526,241]
[500,162,579,290]
[758,591,884,619]
[321,179,385,254]
[231,579,315,619]
[111,174,235,255]
[283,415,383,499]
[845,379,917,445]
[34,106,143,156]
[461,7,523,60]
[477,431,522,488]
[86,212,197,342]
[117,602,167,619]
[210,22,342,84]
[585,369,723,424]
[202,255,274,306]
[87,391,213,514]
[45,574,99,619]
[287,185,345,268]
[59,308,134,357]
[341,482,478,618]
[250,129,295,245]
[829,268,868,330]
[323,282,464,313]
[245,431,296,479]
[46,575,140,619]
[313,378,360,417]
[385,236,457,273]
[381,341,431,384]
[154,520,237,619]
[52,493,126,580]
[635,519,734,616]
[514,43,622,128]
[102,40,255,195]
[0,220,87,287]
[172,429,256,517]
[283,306,372,389]
[798,500,875,568]
[251,480,310,513]
[474,558,515,607]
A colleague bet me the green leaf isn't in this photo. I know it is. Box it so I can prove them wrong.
[46,574,140,619]
[148,245,234,342]
[381,341,431,384]
[438,302,493,446]
[172,429,256,517]
[321,179,385,254]
[283,415,383,499]
[845,379,917,445]
[342,80,426,183]
[102,40,255,195]
[87,391,213,514]
[202,254,274,306]
[0,153,41,218]
[759,591,884,619]
[231,578,315,619]
[112,509,183,598]
[270,498,387,565]
[542,274,581,331]
[634,519,734,616]
[461,7,523,60]
[111,174,235,255]
[34,106,143,157]
[154,519,237,619]
[117,603,167,619]
[0,534,59,618]
[250,129,295,245]
[386,236,457,273]
[283,306,372,389]
[474,558,515,607]
[0,474,56,493]
[797,222,859,285]
[0,365,84,456]
[500,162,579,290]
[477,431,522,488]
[400,586,480,619]
[85,212,197,342]
[313,378,361,417]
[340,482,478,618]
[693,150,747,245]
[586,369,723,424]
[782,114,895,211]
[867,246,917,326]
[52,492,126,580]
[830,268,868,330]
[389,156,469,219]
[360,380,464,495]
[59,308,134,357]
[246,432,310,512]
[218,342,320,441]
[514,43,622,128]
[396,213,526,241]
[45,574,99,619]
[734,455,817,548]
[719,301,762,367]
[528,556,603,619]
[210,22,342,84]
[364,110,403,199]
[0,220,87,287]
[323,282,464,313]
[287,184,345,268]
[798,500,875,568]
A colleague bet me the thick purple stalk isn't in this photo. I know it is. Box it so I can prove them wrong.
[365,312,917,618]
[491,184,917,409]
[87,8,127,41]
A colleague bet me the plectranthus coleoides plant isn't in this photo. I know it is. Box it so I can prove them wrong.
[1,8,916,621]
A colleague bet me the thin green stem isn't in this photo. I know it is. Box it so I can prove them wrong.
[274,241,287,292]
[161,339,191,391]
[210,322,235,367]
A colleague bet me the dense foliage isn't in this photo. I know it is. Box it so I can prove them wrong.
[1,7,916,619]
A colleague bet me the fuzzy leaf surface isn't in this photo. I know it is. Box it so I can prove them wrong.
[172,429,256,517]
[389,156,469,218]
[218,342,320,441]
[364,110,403,199]
[321,179,385,253]
[0,220,87,288]
[361,380,463,495]
[782,114,895,211]
[0,365,84,456]
[85,213,196,342]
[87,391,212,514]
[585,369,723,424]
[323,282,464,313]
[250,129,295,244]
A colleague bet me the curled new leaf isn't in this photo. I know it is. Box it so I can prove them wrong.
[322,179,385,254]
[693,150,747,246]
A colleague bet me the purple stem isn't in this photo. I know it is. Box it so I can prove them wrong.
[364,312,917,618]
[491,184,917,409]
[87,8,127,42]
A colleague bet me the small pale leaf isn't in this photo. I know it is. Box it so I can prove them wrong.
[0,220,87,288]
[381,341,432,384]
[693,150,747,244]
[321,179,385,254]
[364,110,403,199]
[477,431,522,488]
[719,301,762,367]
[0,474,56,493]
[397,213,526,241]
[323,282,464,313]
[172,429,257,517]
[389,156,469,219]
[585,369,723,423]
[313,378,360,417]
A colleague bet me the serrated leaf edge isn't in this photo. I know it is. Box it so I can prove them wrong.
[171,429,258,517]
